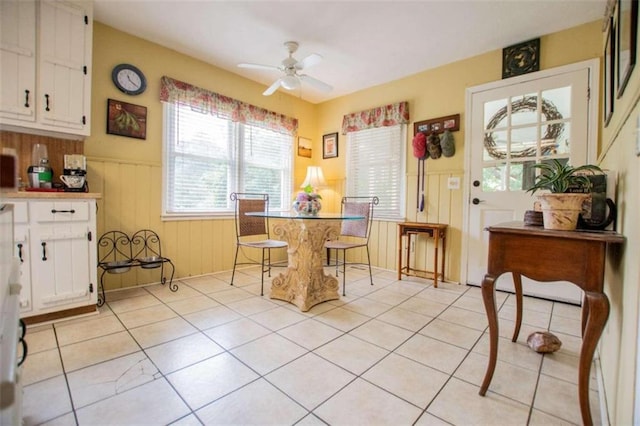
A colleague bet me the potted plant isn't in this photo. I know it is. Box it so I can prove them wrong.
[526,159,603,230]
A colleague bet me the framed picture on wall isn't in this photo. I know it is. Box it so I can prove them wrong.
[297,136,312,158]
[106,99,147,139]
[323,133,338,159]
[604,16,615,127]
[616,0,638,98]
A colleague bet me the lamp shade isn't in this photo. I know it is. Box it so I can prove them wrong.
[301,166,327,189]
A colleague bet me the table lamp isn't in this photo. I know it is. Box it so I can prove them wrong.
[301,166,327,192]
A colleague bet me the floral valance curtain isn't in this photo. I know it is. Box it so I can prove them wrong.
[341,101,410,134]
[160,76,298,135]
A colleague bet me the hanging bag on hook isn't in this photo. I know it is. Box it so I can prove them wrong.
[412,133,428,212]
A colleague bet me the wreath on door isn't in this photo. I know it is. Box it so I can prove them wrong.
[484,96,565,160]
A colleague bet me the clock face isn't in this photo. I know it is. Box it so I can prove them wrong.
[112,64,147,95]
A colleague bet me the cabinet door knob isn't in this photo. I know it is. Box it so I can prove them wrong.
[17,243,23,263]
[44,94,50,111]
[41,241,47,261]
[24,90,30,108]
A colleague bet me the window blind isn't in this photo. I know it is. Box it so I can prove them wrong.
[346,124,406,220]
[163,103,292,217]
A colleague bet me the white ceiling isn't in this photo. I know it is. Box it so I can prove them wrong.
[93,0,607,104]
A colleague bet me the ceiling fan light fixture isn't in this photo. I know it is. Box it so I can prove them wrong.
[281,75,299,90]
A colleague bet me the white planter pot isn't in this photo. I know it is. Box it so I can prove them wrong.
[537,193,590,230]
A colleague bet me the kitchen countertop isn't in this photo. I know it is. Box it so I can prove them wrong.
[4,191,102,200]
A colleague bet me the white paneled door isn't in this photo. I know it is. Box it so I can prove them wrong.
[464,61,598,304]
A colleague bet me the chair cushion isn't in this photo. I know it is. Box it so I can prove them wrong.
[341,202,370,237]
[238,199,267,236]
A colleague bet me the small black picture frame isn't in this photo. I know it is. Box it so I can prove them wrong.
[604,16,615,127]
[502,38,540,79]
[322,133,338,159]
[616,0,638,98]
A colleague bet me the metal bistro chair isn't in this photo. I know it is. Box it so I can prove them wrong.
[230,192,287,296]
[325,196,379,296]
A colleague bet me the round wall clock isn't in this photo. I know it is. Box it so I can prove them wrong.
[111,63,147,95]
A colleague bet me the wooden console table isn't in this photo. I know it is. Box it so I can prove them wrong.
[397,222,447,287]
[479,222,624,426]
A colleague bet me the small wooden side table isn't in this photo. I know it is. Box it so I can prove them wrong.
[397,222,447,287]
[479,222,624,426]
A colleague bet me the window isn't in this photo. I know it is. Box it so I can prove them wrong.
[162,103,293,218]
[345,124,406,220]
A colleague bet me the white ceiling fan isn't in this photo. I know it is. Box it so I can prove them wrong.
[238,41,333,96]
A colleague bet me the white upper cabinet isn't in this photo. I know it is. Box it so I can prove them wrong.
[0,0,92,139]
[0,0,37,123]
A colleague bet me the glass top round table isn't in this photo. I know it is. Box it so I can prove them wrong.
[244,211,364,311]
[245,211,364,220]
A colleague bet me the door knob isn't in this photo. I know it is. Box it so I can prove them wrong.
[473,180,481,187]
[472,198,485,205]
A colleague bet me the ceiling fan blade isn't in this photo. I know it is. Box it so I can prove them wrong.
[299,74,332,93]
[263,79,282,96]
[296,53,323,70]
[238,63,280,71]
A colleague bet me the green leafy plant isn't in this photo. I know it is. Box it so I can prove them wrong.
[526,159,602,194]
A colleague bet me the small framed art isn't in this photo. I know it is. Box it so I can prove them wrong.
[323,133,338,159]
[106,99,147,139]
[298,136,312,158]
[616,0,638,98]
[604,17,615,127]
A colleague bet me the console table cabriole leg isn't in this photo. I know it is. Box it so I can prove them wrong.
[512,272,523,342]
[479,274,498,396]
[579,292,609,426]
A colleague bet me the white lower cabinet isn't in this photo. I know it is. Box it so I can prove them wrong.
[8,197,97,318]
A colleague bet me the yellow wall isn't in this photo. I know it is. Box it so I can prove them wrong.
[597,17,640,424]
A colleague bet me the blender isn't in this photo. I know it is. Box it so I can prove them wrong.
[27,144,52,189]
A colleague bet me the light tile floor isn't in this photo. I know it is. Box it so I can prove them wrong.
[21,266,603,425]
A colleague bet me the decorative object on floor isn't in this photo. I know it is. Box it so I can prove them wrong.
[322,132,338,159]
[97,229,176,306]
[440,130,455,157]
[297,136,312,158]
[502,38,540,79]
[106,99,147,139]
[526,159,603,230]
[293,166,327,216]
[616,0,638,98]
[527,331,562,353]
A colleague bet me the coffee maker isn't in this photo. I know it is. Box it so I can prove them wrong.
[61,155,88,192]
